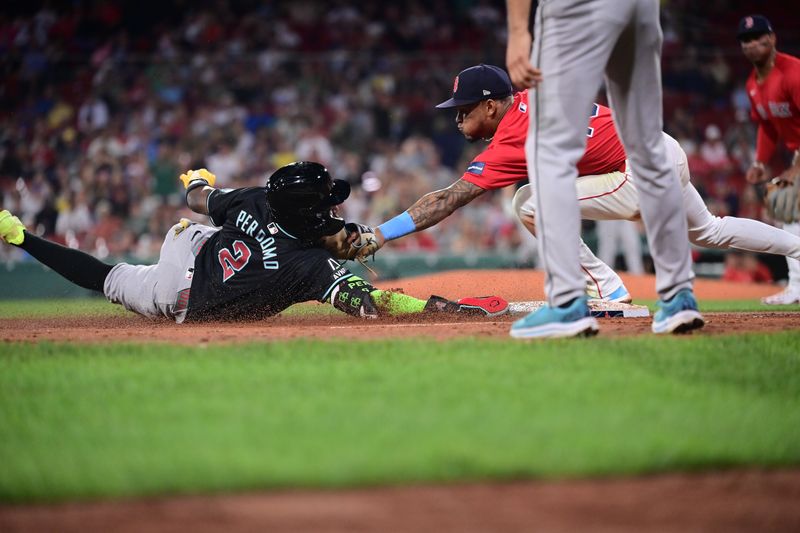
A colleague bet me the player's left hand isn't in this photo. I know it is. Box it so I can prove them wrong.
[318,223,378,261]
[746,164,768,184]
[180,168,217,189]
[506,30,542,89]
[346,223,381,260]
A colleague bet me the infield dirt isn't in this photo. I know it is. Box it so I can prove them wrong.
[2,469,799,533]
[0,270,796,343]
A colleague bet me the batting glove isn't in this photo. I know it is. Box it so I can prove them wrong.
[180,168,217,189]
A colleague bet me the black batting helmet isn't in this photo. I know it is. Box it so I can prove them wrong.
[265,161,351,241]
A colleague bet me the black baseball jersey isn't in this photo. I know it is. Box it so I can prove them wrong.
[186,187,352,321]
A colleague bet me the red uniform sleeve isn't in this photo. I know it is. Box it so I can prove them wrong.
[461,165,527,190]
[460,148,528,190]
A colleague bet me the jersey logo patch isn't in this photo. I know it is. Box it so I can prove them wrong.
[328,258,347,280]
[267,222,279,235]
[467,161,486,175]
[769,101,792,118]
[518,102,527,113]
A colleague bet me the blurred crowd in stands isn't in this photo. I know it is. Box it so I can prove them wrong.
[1,0,799,275]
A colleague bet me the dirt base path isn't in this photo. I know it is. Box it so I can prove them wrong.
[2,469,799,533]
[1,270,796,344]
[2,310,799,344]
[384,269,785,302]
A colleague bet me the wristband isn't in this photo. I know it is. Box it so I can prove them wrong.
[185,179,209,203]
[185,179,209,194]
[378,211,416,240]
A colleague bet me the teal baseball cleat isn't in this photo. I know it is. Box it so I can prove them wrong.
[651,288,705,334]
[510,296,599,339]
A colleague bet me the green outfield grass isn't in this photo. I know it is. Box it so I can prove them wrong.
[1,332,799,502]
[0,298,131,318]
[0,297,799,319]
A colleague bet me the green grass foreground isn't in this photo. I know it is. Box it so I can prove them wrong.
[1,334,799,502]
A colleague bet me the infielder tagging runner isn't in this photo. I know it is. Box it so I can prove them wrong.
[0,162,507,321]
[507,0,700,337]
[350,64,800,316]
[739,15,800,305]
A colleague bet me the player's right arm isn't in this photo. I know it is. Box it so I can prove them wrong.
[747,122,779,183]
[180,169,217,215]
[745,81,778,184]
[186,186,215,215]
[374,178,486,246]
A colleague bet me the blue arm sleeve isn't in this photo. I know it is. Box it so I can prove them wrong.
[378,211,416,241]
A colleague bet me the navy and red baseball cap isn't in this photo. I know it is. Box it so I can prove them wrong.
[436,64,513,109]
[737,15,773,41]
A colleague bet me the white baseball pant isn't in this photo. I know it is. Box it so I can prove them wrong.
[513,133,800,297]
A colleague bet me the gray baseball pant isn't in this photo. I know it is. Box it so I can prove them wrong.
[104,221,216,323]
[524,0,694,305]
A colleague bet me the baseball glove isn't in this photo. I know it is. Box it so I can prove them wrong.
[319,223,378,261]
[765,178,800,224]
[344,222,379,259]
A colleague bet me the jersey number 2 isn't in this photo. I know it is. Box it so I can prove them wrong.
[218,240,252,282]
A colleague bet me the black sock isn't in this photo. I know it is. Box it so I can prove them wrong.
[18,232,114,293]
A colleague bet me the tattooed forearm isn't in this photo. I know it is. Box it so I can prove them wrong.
[407,179,486,231]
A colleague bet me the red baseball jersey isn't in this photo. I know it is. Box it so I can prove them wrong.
[746,52,800,162]
[461,91,627,190]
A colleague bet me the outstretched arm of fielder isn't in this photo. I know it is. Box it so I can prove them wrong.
[367,178,486,257]
[406,178,486,231]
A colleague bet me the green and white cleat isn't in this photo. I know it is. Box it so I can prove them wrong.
[0,210,25,245]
